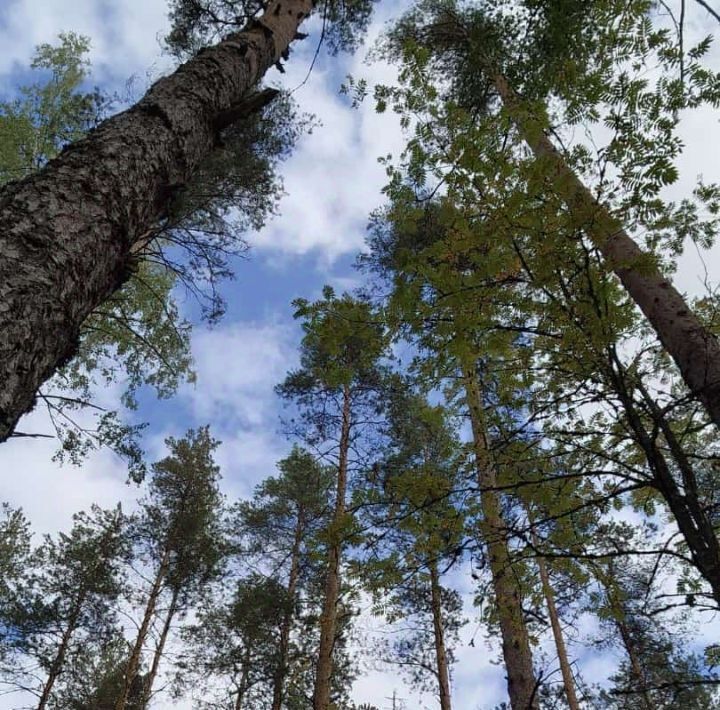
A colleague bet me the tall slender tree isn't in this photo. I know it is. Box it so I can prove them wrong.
[115,427,225,710]
[277,288,389,710]
[381,0,720,429]
[362,198,542,708]
[588,526,720,709]
[359,390,466,710]
[0,506,128,710]
[234,447,334,710]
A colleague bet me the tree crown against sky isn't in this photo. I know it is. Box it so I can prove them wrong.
[3,0,720,708]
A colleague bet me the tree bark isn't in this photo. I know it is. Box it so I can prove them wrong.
[36,595,85,710]
[463,363,540,710]
[271,507,306,710]
[143,585,180,706]
[528,525,580,710]
[115,548,170,710]
[0,0,314,442]
[606,351,720,603]
[234,645,253,710]
[493,72,720,431]
[313,384,352,710]
[429,559,453,710]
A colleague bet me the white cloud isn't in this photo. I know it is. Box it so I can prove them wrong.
[0,0,172,92]
[174,318,299,497]
[249,27,406,260]
[0,406,136,538]
[181,319,297,427]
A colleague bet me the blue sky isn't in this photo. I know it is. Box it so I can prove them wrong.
[2,1,720,708]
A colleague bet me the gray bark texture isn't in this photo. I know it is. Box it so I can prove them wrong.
[0,0,314,441]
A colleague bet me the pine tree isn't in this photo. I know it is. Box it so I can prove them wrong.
[0,505,128,709]
[362,197,541,708]
[49,635,145,710]
[359,389,466,709]
[0,503,32,674]
[179,573,288,709]
[234,447,334,710]
[0,33,190,476]
[277,288,389,710]
[0,0,377,443]
[588,525,720,708]
[115,427,226,710]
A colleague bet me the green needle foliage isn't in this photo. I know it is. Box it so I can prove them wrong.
[0,505,128,708]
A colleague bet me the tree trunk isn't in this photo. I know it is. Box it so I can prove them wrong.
[313,384,352,710]
[235,644,253,710]
[36,595,85,710]
[463,364,539,710]
[606,351,720,602]
[271,508,306,710]
[493,72,720,431]
[529,525,580,710]
[143,585,180,706]
[429,559,453,710]
[115,549,170,710]
[0,0,314,442]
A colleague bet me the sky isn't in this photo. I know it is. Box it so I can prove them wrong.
[1,0,720,708]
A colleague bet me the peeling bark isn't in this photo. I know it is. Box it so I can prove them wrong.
[463,364,539,710]
[313,384,352,710]
[493,72,720,431]
[0,0,314,442]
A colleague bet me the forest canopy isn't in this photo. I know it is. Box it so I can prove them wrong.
[1,0,720,708]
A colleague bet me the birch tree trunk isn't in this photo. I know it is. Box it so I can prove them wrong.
[493,72,720,431]
[0,0,314,442]
[313,384,352,710]
[463,363,540,710]
[271,508,305,710]
[115,549,171,710]
[429,559,453,710]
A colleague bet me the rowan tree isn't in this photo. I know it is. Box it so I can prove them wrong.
[375,0,720,429]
